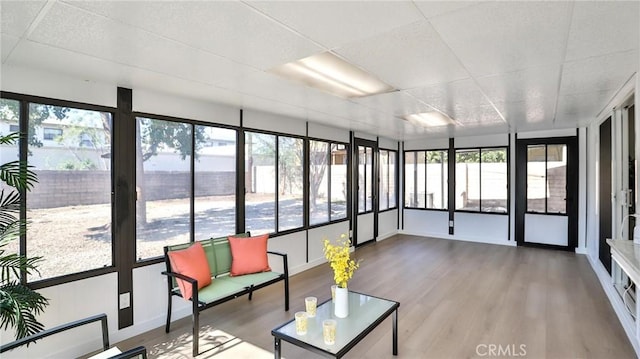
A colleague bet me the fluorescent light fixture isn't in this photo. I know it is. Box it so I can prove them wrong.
[269,52,395,98]
[403,112,456,127]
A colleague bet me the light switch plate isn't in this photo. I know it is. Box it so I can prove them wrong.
[119,292,130,309]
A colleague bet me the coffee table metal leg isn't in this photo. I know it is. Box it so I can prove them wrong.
[392,309,398,355]
[274,337,281,359]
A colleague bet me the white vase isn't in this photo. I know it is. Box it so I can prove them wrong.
[334,286,349,318]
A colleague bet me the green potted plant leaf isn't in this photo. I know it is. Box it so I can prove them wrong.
[0,132,49,340]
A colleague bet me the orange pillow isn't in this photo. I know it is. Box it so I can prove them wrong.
[168,242,212,300]
[228,234,271,276]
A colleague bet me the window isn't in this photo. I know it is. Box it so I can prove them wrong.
[379,149,397,211]
[357,146,373,213]
[27,103,113,280]
[527,144,566,214]
[278,136,304,231]
[245,131,304,235]
[136,117,192,260]
[194,126,237,240]
[0,99,20,266]
[9,124,19,132]
[404,150,448,209]
[43,127,63,140]
[455,147,507,213]
[309,140,348,225]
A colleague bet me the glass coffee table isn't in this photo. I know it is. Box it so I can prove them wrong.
[271,291,399,358]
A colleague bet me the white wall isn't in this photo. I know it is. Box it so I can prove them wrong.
[378,210,398,240]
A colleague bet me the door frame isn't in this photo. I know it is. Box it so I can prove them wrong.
[515,135,579,250]
[352,138,378,246]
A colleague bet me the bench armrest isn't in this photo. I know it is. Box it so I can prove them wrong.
[161,270,197,284]
[267,250,286,257]
[267,251,289,279]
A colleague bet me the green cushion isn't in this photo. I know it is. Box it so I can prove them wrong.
[197,278,246,304]
[225,271,281,287]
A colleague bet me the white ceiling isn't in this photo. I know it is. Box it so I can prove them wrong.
[1,0,638,140]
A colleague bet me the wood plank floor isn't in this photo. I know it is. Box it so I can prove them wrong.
[114,235,635,358]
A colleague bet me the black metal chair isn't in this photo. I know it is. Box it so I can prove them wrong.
[0,313,147,358]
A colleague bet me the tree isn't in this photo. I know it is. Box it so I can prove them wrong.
[136,118,206,225]
[309,141,329,211]
[0,100,69,149]
[0,132,49,341]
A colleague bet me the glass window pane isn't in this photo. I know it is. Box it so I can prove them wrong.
[379,150,389,211]
[416,151,426,208]
[136,118,191,260]
[547,144,567,214]
[310,140,329,225]
[427,150,448,209]
[245,132,276,235]
[404,152,416,208]
[27,103,113,280]
[0,99,20,269]
[455,149,480,211]
[365,147,373,211]
[481,148,508,213]
[527,145,546,213]
[278,136,303,231]
[358,146,366,213]
[388,151,396,208]
[194,126,236,240]
[330,143,347,220]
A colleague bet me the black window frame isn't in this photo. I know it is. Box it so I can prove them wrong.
[525,143,568,216]
[403,148,449,211]
[378,148,398,213]
[1,91,117,289]
[454,146,509,215]
[308,137,350,229]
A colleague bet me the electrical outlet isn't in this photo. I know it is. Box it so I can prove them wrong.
[119,292,130,309]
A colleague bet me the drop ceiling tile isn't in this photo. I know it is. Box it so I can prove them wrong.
[556,90,616,124]
[334,21,469,90]
[1,34,19,63]
[1,0,47,37]
[28,3,264,91]
[413,1,485,19]
[560,50,638,96]
[565,1,639,62]
[476,65,561,105]
[406,78,499,118]
[429,1,573,76]
[63,1,323,70]
[493,99,555,128]
[353,91,431,118]
[247,1,423,49]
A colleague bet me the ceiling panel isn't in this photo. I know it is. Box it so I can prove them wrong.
[62,0,323,70]
[414,1,485,19]
[1,34,19,63]
[565,1,639,62]
[406,79,504,125]
[0,0,47,37]
[556,89,617,125]
[334,21,469,90]
[429,1,573,77]
[476,65,561,106]
[246,1,423,50]
[352,90,433,118]
[493,99,556,129]
[559,50,638,96]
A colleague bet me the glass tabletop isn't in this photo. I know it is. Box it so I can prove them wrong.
[272,291,399,356]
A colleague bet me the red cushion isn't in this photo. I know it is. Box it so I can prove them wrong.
[228,234,271,276]
[168,242,212,300]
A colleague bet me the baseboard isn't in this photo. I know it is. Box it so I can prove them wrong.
[399,230,516,247]
[586,253,640,356]
[376,231,397,242]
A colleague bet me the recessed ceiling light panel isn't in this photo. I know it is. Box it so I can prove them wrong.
[270,52,395,98]
[403,112,457,127]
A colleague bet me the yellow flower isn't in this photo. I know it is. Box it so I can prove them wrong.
[323,234,360,288]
